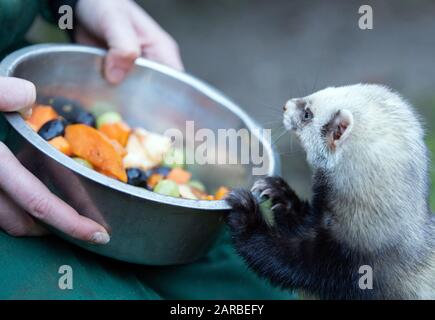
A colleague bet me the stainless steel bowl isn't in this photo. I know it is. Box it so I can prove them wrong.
[0,44,279,265]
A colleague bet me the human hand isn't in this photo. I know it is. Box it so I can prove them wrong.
[75,0,184,84]
[0,77,110,244]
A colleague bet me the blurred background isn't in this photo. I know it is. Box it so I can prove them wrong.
[29,0,435,205]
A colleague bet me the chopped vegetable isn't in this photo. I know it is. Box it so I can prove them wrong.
[150,166,171,177]
[38,119,67,141]
[47,96,96,127]
[147,173,164,189]
[162,148,185,169]
[123,129,171,171]
[123,133,156,171]
[188,180,206,192]
[126,168,150,189]
[167,167,192,184]
[25,98,231,200]
[259,198,275,227]
[99,121,131,147]
[75,111,96,127]
[96,111,123,129]
[154,179,180,197]
[110,139,127,158]
[65,124,127,182]
[136,129,172,163]
[49,137,72,156]
[26,105,58,131]
[73,157,93,169]
[191,186,208,199]
[178,185,198,200]
[215,186,230,200]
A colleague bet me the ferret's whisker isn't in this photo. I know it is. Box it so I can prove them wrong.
[261,120,283,127]
[270,126,286,136]
[271,130,288,146]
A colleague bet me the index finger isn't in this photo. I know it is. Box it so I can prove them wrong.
[0,142,110,244]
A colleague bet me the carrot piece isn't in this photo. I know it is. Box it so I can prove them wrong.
[191,186,208,199]
[166,167,192,184]
[65,124,127,182]
[48,136,73,156]
[147,173,164,189]
[202,195,215,201]
[110,139,127,158]
[26,105,58,131]
[215,186,230,200]
[99,121,131,147]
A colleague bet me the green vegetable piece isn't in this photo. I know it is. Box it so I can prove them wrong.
[162,148,185,168]
[188,180,206,192]
[96,111,123,129]
[259,198,275,227]
[73,157,93,169]
[154,179,180,197]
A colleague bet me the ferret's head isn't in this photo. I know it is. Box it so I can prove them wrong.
[283,84,426,172]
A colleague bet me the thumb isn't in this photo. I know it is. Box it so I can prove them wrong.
[0,77,36,117]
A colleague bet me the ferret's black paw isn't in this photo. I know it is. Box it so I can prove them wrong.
[225,188,266,236]
[251,176,301,226]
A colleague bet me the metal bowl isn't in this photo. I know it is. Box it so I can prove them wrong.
[0,44,279,265]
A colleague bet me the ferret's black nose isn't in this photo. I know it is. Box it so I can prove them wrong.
[283,104,288,111]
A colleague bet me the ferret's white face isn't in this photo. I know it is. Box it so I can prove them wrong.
[283,86,355,169]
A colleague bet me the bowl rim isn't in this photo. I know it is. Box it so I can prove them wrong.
[0,44,280,211]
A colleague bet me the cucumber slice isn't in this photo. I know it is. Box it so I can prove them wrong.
[154,179,180,197]
[96,111,123,129]
[73,157,93,169]
[162,148,185,168]
[259,198,275,227]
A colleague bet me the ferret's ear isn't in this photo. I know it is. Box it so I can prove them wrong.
[325,109,353,150]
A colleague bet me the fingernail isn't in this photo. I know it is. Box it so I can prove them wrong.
[90,231,110,245]
[108,67,126,83]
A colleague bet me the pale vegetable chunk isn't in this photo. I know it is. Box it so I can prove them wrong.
[178,185,198,200]
[154,180,180,197]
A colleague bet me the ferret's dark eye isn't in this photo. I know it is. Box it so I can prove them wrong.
[302,108,313,122]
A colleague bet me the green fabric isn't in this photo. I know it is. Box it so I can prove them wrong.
[0,228,295,300]
[0,114,9,142]
[0,0,38,56]
[0,0,295,300]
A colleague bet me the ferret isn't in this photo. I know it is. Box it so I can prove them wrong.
[226,84,435,299]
